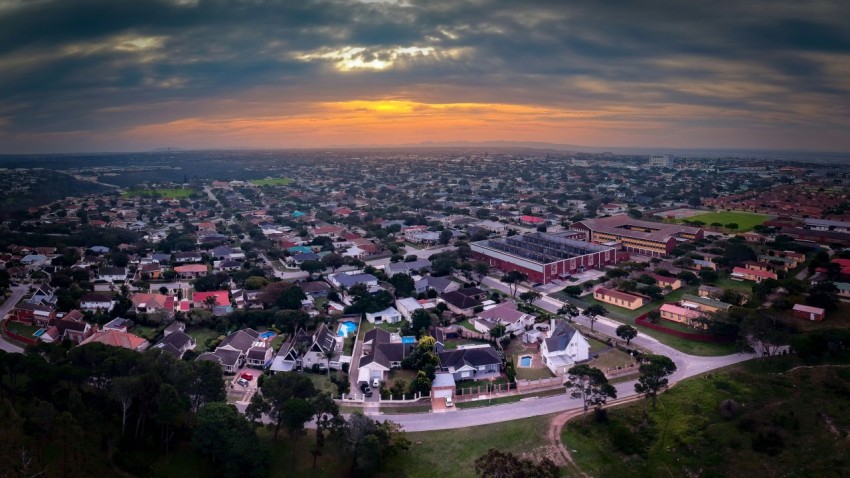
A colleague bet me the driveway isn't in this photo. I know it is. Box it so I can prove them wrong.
[0,285,29,353]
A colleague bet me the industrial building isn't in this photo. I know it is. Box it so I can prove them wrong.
[570,215,704,257]
[470,231,617,284]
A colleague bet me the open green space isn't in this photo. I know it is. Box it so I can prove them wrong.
[251,178,293,186]
[4,320,41,337]
[305,371,339,396]
[385,413,558,477]
[678,211,772,232]
[133,324,162,341]
[562,359,850,477]
[774,301,850,332]
[185,326,223,352]
[630,319,739,356]
[122,187,196,198]
[515,365,555,381]
[587,347,636,371]
[582,285,695,321]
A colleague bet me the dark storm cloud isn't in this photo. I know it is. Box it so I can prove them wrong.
[0,0,849,150]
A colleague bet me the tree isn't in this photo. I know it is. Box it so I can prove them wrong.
[438,229,453,245]
[474,448,559,478]
[558,303,580,322]
[343,413,410,473]
[489,324,506,338]
[260,282,307,309]
[321,253,344,272]
[244,276,269,290]
[807,281,839,311]
[616,324,638,345]
[389,273,415,298]
[300,260,325,274]
[519,290,541,304]
[634,354,677,408]
[565,365,617,430]
[257,372,317,439]
[584,304,608,332]
[725,223,739,230]
[281,398,316,452]
[193,402,267,477]
[472,261,491,284]
[501,270,528,297]
[111,376,138,436]
[409,309,434,338]
[203,295,218,310]
[155,383,182,453]
[562,285,582,296]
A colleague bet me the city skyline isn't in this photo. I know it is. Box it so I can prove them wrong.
[1,0,849,153]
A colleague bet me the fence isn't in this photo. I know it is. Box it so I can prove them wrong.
[634,313,734,343]
[516,376,562,393]
[1,320,38,345]
[455,381,516,397]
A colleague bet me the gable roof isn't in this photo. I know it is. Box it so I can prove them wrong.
[438,346,501,369]
[441,291,482,310]
[545,320,579,353]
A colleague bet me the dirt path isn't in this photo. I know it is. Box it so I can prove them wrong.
[549,395,645,477]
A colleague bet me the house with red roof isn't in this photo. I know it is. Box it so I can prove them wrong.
[192,291,233,316]
[175,264,208,278]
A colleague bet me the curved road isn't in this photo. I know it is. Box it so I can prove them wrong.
[379,277,755,431]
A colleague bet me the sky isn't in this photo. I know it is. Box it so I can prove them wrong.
[1,0,849,154]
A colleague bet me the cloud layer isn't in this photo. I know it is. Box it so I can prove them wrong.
[1,0,849,153]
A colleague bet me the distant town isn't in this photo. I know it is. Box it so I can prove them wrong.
[1,149,850,477]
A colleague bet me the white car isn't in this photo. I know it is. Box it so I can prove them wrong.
[445,397,454,407]
[372,378,381,388]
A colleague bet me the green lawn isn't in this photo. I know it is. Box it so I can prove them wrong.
[305,372,338,396]
[582,285,695,321]
[122,187,195,198]
[454,319,478,331]
[630,319,739,356]
[185,326,223,352]
[678,211,772,232]
[514,366,555,381]
[714,275,755,294]
[457,388,566,409]
[251,178,293,186]
[133,324,162,341]
[587,347,636,371]
[562,359,850,477]
[5,320,41,337]
[385,413,559,477]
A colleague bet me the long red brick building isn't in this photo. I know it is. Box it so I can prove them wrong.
[470,231,618,284]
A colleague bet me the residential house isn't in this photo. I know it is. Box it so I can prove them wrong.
[131,293,175,317]
[98,267,127,282]
[440,290,483,317]
[414,275,460,295]
[395,297,423,320]
[11,302,56,327]
[175,264,208,278]
[269,328,314,373]
[174,252,203,263]
[473,301,535,335]
[301,323,340,370]
[79,292,115,312]
[80,330,148,351]
[199,328,262,373]
[192,290,233,316]
[431,372,457,410]
[27,284,57,306]
[438,344,501,381]
[102,317,134,333]
[40,311,95,344]
[359,328,412,382]
[593,287,646,310]
[328,271,379,289]
[386,259,431,277]
[365,306,403,324]
[540,320,591,375]
[301,280,331,298]
[153,329,196,358]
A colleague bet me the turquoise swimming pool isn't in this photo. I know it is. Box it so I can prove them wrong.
[337,321,357,337]
[519,355,532,367]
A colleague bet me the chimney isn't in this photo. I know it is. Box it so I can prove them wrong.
[550,317,556,336]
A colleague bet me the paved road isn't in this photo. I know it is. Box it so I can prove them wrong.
[0,286,29,353]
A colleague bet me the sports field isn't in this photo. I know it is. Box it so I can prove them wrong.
[122,187,195,198]
[680,211,772,231]
[250,178,292,186]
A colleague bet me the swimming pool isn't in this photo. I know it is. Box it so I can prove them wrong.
[33,328,46,338]
[519,355,532,367]
[337,321,357,337]
[259,331,276,339]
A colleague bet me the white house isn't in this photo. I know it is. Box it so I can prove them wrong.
[540,319,590,376]
[79,292,115,312]
[395,297,423,321]
[365,306,403,324]
[472,301,535,335]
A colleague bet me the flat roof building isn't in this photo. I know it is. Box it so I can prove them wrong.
[570,215,704,257]
[470,231,617,284]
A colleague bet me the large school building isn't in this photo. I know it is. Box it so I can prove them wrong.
[470,231,618,284]
[570,215,704,257]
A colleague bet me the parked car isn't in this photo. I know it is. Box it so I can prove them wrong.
[445,397,454,407]
[363,386,373,397]
[240,372,254,381]
[236,378,249,387]
[372,378,381,388]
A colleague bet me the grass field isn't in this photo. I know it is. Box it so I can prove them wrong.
[678,211,772,232]
[185,326,223,352]
[5,320,41,337]
[251,178,293,186]
[122,187,195,198]
[562,359,850,477]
